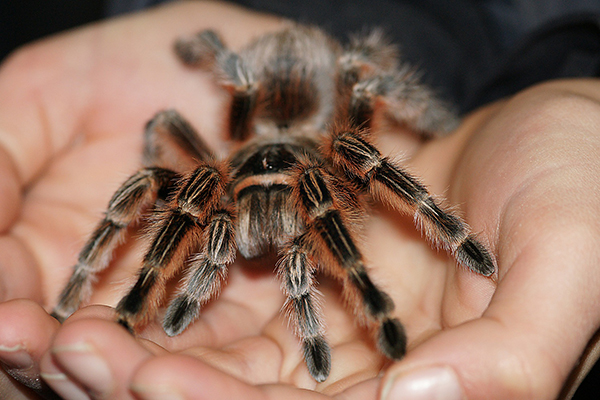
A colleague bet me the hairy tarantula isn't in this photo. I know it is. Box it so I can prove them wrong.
[51,23,495,382]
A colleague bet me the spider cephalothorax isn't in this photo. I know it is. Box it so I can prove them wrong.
[52,23,494,382]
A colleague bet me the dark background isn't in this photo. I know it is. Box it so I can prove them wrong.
[1,1,599,398]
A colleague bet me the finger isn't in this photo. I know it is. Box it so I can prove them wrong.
[180,336,283,386]
[130,354,331,400]
[0,300,60,397]
[378,83,600,400]
[0,148,41,303]
[0,236,42,302]
[0,147,20,233]
[381,213,600,399]
[334,377,380,400]
[180,327,384,391]
[131,355,270,400]
[40,316,156,400]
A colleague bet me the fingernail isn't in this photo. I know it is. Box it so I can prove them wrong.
[41,372,91,400]
[382,366,464,400]
[52,342,113,397]
[0,344,33,370]
[131,384,185,400]
[0,344,42,390]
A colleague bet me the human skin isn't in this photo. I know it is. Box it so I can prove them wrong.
[0,2,599,399]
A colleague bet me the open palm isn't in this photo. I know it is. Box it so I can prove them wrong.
[0,3,599,400]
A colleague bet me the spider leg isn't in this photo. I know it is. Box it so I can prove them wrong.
[52,110,214,322]
[326,123,495,276]
[116,162,229,330]
[143,109,214,171]
[338,28,400,87]
[337,29,458,136]
[278,234,330,382]
[51,167,177,322]
[163,207,235,336]
[175,30,258,141]
[174,29,226,68]
[347,71,459,136]
[292,161,407,362]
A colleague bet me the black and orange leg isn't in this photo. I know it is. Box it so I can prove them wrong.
[162,207,236,336]
[337,29,399,88]
[51,167,177,322]
[174,30,258,141]
[337,30,458,135]
[116,162,229,331]
[174,29,226,68]
[347,70,459,135]
[326,123,495,276]
[291,161,407,367]
[52,108,214,322]
[143,109,214,172]
[278,234,330,382]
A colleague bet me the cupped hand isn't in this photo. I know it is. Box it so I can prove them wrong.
[378,80,600,400]
[1,2,599,400]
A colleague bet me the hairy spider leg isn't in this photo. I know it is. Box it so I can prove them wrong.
[326,123,495,276]
[348,71,460,135]
[337,28,401,90]
[51,168,177,322]
[337,29,459,135]
[175,30,258,141]
[163,207,236,336]
[143,109,214,171]
[52,109,212,322]
[174,29,225,68]
[116,162,229,330]
[292,161,407,364]
[278,234,330,382]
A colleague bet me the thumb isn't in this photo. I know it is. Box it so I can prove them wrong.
[379,227,600,400]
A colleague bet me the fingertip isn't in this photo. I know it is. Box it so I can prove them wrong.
[45,316,154,399]
[380,318,565,400]
[381,365,464,400]
[0,299,59,347]
[0,299,59,392]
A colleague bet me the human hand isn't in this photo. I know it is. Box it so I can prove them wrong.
[377,80,600,399]
[1,2,599,399]
[0,2,286,398]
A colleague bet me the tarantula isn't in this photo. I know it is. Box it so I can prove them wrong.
[51,23,494,382]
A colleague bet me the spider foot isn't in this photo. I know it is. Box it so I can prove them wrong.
[303,335,331,383]
[456,236,495,277]
[378,318,407,360]
[117,316,135,335]
[163,295,200,337]
[49,310,66,323]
